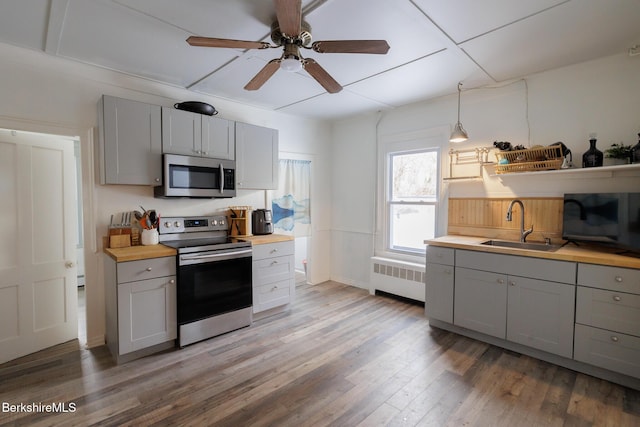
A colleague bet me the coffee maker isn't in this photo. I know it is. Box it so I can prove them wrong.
[252,209,274,235]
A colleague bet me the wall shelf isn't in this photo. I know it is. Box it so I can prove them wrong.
[490,162,640,179]
[444,147,493,181]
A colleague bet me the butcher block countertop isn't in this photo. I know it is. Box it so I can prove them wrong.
[426,235,640,269]
[104,244,177,262]
[237,234,294,245]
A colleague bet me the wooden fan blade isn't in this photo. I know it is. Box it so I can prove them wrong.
[312,40,390,54]
[187,36,270,50]
[303,58,342,94]
[274,0,301,37]
[244,59,281,91]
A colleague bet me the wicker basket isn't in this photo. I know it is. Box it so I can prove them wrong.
[494,146,563,174]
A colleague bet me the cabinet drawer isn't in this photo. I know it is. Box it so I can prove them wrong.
[117,256,175,283]
[456,250,575,284]
[577,263,640,294]
[254,280,291,313]
[426,246,454,266]
[576,286,640,337]
[253,255,294,286]
[252,241,294,260]
[574,323,640,379]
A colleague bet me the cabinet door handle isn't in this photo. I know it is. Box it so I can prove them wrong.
[614,276,623,283]
[169,279,175,284]
[497,279,505,284]
[611,336,619,342]
[613,295,621,302]
[155,177,160,182]
[146,267,152,271]
[202,151,208,156]
[445,269,452,275]
[509,281,516,287]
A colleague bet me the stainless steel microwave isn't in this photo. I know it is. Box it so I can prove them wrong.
[154,154,236,198]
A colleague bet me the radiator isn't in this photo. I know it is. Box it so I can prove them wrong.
[370,257,425,302]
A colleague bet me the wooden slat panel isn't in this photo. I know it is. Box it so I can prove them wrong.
[448,197,564,242]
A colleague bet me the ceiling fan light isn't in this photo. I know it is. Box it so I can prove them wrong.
[280,57,303,72]
[449,122,469,143]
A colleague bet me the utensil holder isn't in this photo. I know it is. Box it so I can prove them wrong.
[141,228,159,245]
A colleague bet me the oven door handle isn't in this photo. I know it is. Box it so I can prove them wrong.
[180,248,252,263]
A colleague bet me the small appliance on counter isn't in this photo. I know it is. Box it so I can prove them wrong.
[252,209,273,235]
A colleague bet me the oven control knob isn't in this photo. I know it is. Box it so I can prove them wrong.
[174,221,181,228]
[164,221,172,228]
[219,219,225,226]
[211,219,218,226]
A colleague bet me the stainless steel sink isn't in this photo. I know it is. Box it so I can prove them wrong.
[480,240,560,252]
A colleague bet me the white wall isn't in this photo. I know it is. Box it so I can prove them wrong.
[0,42,331,347]
[330,52,640,289]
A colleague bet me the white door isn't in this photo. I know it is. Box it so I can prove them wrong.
[0,129,78,364]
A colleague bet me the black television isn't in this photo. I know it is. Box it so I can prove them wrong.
[562,192,640,254]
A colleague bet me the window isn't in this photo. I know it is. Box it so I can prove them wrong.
[387,148,439,254]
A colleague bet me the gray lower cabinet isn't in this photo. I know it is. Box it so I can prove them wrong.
[235,122,278,189]
[453,250,576,358]
[252,241,295,317]
[97,95,162,185]
[574,263,640,378]
[161,107,235,159]
[105,255,177,363]
[425,246,455,323]
[454,267,507,339]
[506,275,575,358]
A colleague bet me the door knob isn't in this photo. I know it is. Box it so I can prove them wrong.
[65,261,75,269]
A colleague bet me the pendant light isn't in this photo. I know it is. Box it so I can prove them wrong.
[449,82,469,143]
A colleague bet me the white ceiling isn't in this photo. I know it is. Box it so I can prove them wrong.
[1,0,639,120]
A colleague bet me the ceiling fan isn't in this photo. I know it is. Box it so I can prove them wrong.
[186,0,390,94]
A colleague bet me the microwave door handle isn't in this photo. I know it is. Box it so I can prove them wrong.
[219,163,224,194]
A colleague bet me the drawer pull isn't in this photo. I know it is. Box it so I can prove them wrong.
[614,276,623,283]
[611,336,619,342]
[169,279,175,284]
[613,295,621,302]
[146,267,152,271]
[271,249,278,254]
[271,260,278,265]
[272,286,278,291]
[497,279,505,284]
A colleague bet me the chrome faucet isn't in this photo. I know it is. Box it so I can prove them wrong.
[506,199,533,242]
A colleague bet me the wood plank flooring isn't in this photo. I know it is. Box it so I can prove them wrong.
[1,281,639,426]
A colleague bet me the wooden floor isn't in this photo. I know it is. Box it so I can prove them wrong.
[1,281,639,426]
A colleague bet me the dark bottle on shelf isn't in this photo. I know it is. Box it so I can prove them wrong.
[582,136,603,168]
[632,133,640,164]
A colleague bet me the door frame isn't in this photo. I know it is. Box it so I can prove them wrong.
[0,118,98,348]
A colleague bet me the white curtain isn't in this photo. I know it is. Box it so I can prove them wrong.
[271,159,311,237]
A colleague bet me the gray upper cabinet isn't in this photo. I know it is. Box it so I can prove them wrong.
[161,107,235,160]
[235,122,278,190]
[98,95,162,185]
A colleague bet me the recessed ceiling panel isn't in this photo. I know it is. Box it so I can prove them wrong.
[461,0,640,82]
[191,55,326,109]
[0,1,50,51]
[57,0,239,86]
[299,0,449,85]
[412,0,568,44]
[346,49,493,108]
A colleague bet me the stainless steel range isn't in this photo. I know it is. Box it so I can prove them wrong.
[159,215,252,347]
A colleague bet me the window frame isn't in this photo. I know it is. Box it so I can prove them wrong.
[376,130,445,262]
[386,147,440,256]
